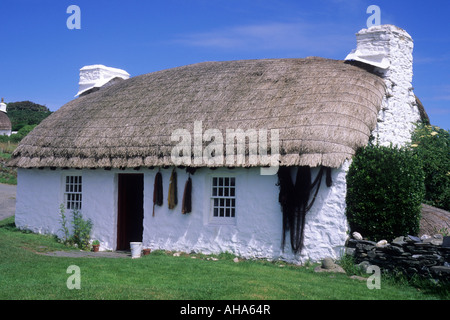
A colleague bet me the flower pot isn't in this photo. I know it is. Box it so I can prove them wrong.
[130,242,142,259]
[92,245,100,252]
[143,248,151,256]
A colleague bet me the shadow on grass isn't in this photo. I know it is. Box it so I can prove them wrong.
[0,216,17,231]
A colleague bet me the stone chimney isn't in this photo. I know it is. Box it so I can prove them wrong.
[76,65,130,97]
[0,98,7,113]
[345,24,421,147]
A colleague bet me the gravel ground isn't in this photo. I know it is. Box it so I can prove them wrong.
[0,183,16,221]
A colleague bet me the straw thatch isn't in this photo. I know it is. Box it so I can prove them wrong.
[9,57,386,169]
[0,112,11,131]
[415,95,430,125]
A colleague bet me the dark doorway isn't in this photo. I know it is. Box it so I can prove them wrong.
[117,174,144,250]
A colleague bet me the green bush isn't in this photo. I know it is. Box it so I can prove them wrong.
[410,124,450,211]
[8,124,37,143]
[346,144,425,241]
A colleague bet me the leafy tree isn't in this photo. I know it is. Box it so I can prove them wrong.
[6,101,52,131]
[410,124,450,211]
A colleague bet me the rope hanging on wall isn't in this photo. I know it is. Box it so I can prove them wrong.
[153,170,163,217]
[168,168,178,209]
[182,175,192,214]
[326,166,333,187]
[277,166,331,254]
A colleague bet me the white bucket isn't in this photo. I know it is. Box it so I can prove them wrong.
[130,242,142,259]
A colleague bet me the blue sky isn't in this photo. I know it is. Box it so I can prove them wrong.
[0,0,449,130]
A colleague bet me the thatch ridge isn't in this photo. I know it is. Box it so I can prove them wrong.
[9,57,386,169]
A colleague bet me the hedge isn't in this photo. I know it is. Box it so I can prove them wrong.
[346,144,425,241]
[410,124,450,211]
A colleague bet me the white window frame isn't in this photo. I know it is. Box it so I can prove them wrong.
[209,175,236,225]
[63,174,83,211]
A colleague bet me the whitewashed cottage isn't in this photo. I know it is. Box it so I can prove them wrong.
[10,25,426,263]
[0,98,12,136]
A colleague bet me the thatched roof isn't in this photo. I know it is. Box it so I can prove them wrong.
[415,95,430,124]
[9,57,386,169]
[419,204,450,236]
[0,112,11,131]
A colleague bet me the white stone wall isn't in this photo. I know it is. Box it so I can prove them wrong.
[346,25,421,146]
[15,168,118,247]
[15,168,63,235]
[15,165,350,264]
[0,129,11,136]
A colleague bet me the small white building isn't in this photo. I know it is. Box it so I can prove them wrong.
[0,98,12,136]
[10,25,425,263]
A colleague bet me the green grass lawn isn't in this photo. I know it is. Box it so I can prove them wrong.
[0,216,447,301]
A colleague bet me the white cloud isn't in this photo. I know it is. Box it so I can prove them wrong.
[171,20,355,56]
[414,54,450,65]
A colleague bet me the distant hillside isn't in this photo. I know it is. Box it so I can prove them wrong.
[6,101,52,131]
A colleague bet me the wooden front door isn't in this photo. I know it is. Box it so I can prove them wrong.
[117,174,144,250]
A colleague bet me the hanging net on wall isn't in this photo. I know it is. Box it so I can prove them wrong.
[277,166,332,254]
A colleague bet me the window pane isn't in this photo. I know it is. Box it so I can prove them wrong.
[65,175,82,211]
[211,176,236,221]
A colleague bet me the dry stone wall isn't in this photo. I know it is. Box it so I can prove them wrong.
[346,235,450,282]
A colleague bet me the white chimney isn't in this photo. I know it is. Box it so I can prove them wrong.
[345,24,421,147]
[76,64,130,97]
[0,98,6,113]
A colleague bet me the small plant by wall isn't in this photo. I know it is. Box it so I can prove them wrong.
[58,203,93,250]
[346,144,425,242]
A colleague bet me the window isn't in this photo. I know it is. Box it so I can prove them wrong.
[211,177,236,221]
[64,175,82,210]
